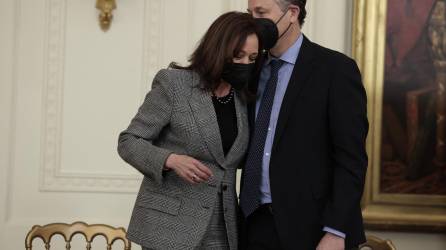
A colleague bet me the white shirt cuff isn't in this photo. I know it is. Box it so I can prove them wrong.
[323,226,346,238]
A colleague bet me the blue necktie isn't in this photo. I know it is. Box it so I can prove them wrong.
[240,59,284,217]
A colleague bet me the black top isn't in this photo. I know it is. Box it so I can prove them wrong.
[212,91,238,156]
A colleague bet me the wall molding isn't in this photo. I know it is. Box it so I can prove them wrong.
[140,0,164,100]
[40,0,164,193]
[2,0,21,228]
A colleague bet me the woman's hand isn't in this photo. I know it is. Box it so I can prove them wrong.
[165,154,213,184]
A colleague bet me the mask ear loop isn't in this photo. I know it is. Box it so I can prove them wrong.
[275,8,289,25]
[261,11,289,55]
[275,8,295,40]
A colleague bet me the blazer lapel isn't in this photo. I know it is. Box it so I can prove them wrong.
[224,92,249,166]
[272,35,318,152]
[188,75,226,167]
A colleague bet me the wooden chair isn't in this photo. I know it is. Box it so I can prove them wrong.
[360,235,396,250]
[25,221,131,250]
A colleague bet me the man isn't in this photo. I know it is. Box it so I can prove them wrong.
[239,0,369,249]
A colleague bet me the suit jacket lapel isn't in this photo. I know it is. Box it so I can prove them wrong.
[188,75,226,167]
[272,35,317,153]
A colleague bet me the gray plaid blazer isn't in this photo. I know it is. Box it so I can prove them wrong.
[117,68,249,250]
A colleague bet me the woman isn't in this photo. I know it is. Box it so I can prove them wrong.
[117,12,262,250]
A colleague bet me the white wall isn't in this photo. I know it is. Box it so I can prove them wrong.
[0,0,18,247]
[0,0,445,249]
[0,0,244,249]
[303,0,353,54]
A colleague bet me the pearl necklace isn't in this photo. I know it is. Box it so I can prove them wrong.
[213,88,234,105]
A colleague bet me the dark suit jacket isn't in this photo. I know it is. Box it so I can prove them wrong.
[240,35,369,250]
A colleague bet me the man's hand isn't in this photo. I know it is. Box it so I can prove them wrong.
[316,232,345,250]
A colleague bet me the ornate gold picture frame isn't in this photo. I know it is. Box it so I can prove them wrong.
[353,0,446,231]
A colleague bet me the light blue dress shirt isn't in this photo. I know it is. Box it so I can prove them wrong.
[255,34,345,239]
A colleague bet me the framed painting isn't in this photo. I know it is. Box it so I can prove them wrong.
[353,0,446,231]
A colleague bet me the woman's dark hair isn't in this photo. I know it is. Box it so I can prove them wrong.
[170,11,263,97]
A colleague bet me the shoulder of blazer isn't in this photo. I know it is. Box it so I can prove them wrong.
[154,68,201,97]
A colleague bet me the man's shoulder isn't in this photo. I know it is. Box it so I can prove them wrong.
[307,40,357,67]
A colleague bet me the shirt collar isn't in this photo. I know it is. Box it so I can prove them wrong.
[265,33,303,65]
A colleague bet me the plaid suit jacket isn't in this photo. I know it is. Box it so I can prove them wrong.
[118,68,249,250]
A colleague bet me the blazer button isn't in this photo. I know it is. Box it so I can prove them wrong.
[222,184,228,191]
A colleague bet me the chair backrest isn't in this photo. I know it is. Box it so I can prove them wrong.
[360,235,396,250]
[25,221,131,250]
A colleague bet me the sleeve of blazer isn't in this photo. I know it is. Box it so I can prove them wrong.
[322,56,369,233]
[117,69,174,184]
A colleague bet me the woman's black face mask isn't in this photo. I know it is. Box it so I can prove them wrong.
[221,62,255,90]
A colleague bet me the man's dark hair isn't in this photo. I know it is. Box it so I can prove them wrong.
[276,0,307,26]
